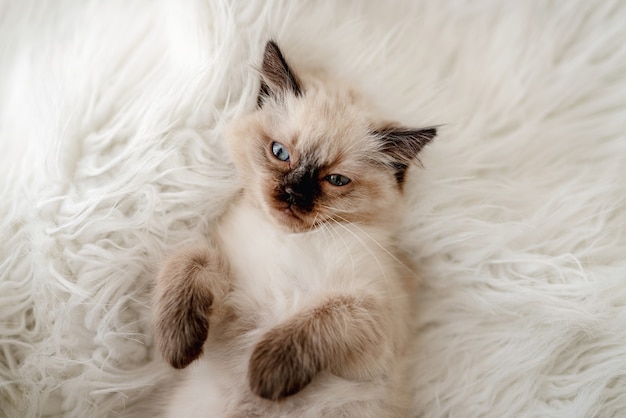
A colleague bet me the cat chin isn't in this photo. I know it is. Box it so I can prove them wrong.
[266,203,317,233]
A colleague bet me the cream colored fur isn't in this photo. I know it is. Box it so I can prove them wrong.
[163,196,412,417]
[156,42,425,416]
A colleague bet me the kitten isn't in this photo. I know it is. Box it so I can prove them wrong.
[153,40,436,418]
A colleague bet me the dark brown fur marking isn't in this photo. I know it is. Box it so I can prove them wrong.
[153,246,227,369]
[373,127,437,184]
[248,295,383,401]
[257,40,302,107]
[248,323,321,401]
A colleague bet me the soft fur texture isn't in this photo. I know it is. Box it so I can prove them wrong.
[1,1,626,417]
[153,41,432,417]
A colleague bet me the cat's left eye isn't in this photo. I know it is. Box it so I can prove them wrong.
[326,174,351,187]
[271,142,290,162]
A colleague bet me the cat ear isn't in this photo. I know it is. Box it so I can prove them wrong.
[373,126,437,183]
[257,40,302,108]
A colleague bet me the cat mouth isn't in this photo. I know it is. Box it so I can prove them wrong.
[280,204,305,219]
[270,202,314,231]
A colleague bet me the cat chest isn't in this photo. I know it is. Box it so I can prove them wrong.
[220,224,327,300]
[215,202,393,325]
[216,216,366,314]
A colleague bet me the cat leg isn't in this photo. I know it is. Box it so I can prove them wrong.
[153,244,230,369]
[248,294,390,401]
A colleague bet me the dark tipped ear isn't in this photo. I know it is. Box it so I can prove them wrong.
[373,126,437,184]
[257,40,302,108]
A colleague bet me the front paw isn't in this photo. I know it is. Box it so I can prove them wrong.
[154,287,211,369]
[153,247,218,369]
[248,325,321,401]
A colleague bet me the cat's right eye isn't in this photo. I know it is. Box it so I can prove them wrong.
[271,142,290,162]
[326,174,351,187]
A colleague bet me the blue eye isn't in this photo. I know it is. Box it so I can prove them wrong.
[271,142,290,161]
[326,174,351,186]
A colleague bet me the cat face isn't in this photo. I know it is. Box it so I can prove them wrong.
[227,41,436,233]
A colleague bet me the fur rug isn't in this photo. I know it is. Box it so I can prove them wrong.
[2,1,626,417]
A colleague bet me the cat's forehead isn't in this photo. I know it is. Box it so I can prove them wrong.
[272,86,377,160]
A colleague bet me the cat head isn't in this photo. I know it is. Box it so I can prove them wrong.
[227,41,436,233]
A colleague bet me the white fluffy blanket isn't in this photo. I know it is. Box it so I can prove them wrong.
[2,1,626,417]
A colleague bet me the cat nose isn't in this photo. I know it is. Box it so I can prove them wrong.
[285,186,306,206]
[281,181,315,212]
[284,186,300,204]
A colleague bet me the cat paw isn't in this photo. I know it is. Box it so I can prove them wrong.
[154,288,211,369]
[248,325,321,401]
[153,247,218,369]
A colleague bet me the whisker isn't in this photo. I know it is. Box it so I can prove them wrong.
[320,207,417,277]
[317,203,354,214]
[324,217,357,286]
[326,216,392,290]
[315,215,333,262]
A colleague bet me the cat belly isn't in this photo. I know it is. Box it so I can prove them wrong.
[166,356,409,418]
[164,358,233,417]
[162,259,410,417]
